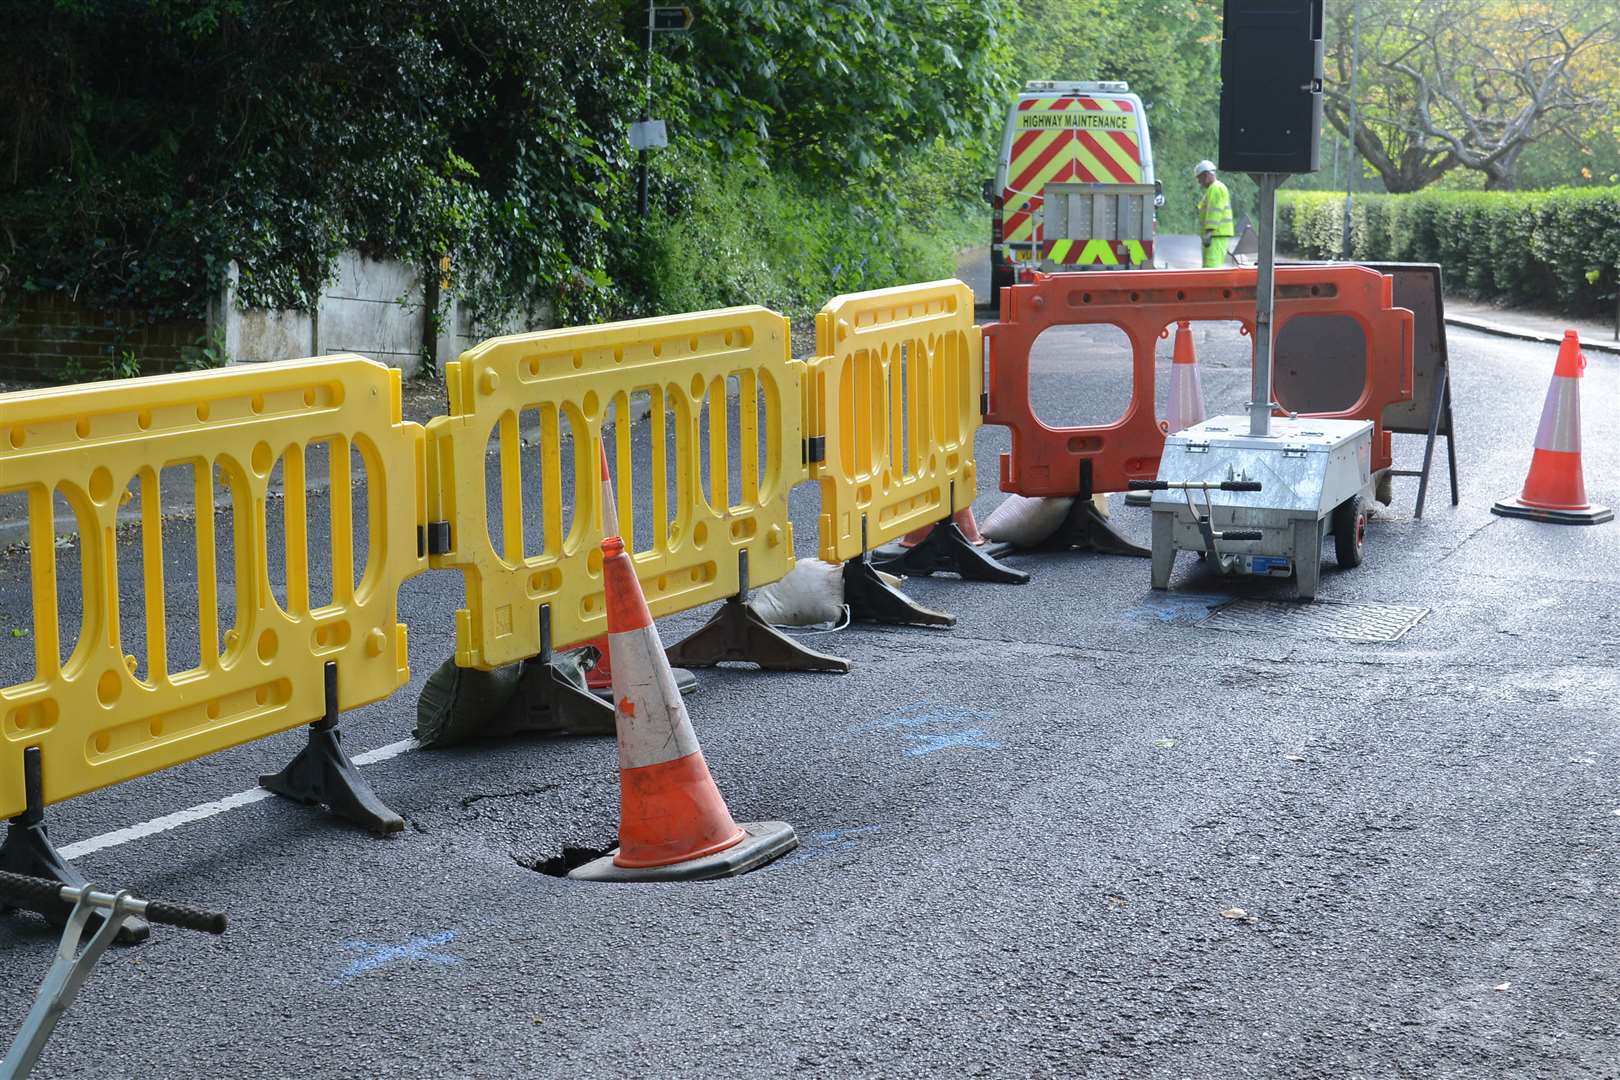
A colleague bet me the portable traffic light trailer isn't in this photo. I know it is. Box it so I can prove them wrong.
[1143,0,1376,601]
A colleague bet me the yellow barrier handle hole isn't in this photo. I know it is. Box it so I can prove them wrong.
[89,467,113,503]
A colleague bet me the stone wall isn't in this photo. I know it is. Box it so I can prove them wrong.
[224,253,553,376]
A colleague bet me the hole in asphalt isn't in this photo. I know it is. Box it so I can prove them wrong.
[529,841,616,878]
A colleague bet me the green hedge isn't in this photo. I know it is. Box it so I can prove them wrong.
[1278,188,1620,315]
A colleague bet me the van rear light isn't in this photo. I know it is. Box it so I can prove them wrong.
[991,194,1004,243]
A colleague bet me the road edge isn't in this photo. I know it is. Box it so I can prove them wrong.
[1444,314,1620,355]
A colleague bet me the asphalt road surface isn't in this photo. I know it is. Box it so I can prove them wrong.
[0,297,1617,1078]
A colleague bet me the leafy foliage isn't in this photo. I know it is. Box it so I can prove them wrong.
[0,0,1013,332]
[619,0,1009,317]
[1,1,640,323]
[637,148,983,319]
[660,0,1012,183]
[10,0,1620,350]
[1279,187,1620,313]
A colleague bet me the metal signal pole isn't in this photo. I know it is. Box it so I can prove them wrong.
[632,3,690,222]
[1341,0,1362,259]
[638,0,653,219]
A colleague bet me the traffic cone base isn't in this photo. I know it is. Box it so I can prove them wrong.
[1491,496,1612,526]
[568,820,798,883]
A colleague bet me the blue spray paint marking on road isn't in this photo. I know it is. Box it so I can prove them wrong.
[785,824,883,864]
[860,703,995,732]
[337,931,460,982]
[856,702,1001,756]
[813,824,882,848]
[903,728,1001,756]
[1126,593,1230,624]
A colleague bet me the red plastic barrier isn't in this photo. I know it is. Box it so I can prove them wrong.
[983,265,1413,497]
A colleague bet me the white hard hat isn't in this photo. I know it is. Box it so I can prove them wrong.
[1193,160,1216,177]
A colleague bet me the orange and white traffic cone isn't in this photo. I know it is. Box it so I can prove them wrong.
[1491,330,1612,526]
[582,446,697,697]
[570,445,797,882]
[899,507,985,548]
[1130,321,1208,506]
[597,436,619,537]
[586,437,622,693]
[582,445,621,695]
[1165,319,1208,435]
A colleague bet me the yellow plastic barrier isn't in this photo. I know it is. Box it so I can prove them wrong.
[808,280,983,562]
[0,357,426,819]
[425,307,805,670]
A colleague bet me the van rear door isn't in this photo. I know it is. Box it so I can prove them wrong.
[1000,95,1154,270]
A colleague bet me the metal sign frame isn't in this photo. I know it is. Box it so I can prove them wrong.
[1274,261,1458,518]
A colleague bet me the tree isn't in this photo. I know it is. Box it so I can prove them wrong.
[654,0,1012,182]
[1327,0,1620,192]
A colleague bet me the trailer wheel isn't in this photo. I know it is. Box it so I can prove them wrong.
[1332,496,1366,568]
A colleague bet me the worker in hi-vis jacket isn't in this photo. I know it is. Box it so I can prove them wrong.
[1194,160,1234,269]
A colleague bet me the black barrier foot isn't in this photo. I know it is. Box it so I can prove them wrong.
[1033,496,1151,558]
[516,655,619,735]
[260,663,404,836]
[0,748,148,944]
[259,725,405,836]
[509,605,617,736]
[843,557,956,627]
[871,522,1031,585]
[666,598,852,673]
[1019,462,1151,559]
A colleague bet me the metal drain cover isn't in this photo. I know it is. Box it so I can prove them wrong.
[1199,598,1429,642]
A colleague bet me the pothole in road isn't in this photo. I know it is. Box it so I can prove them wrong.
[526,841,616,878]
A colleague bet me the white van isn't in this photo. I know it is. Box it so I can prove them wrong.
[987,81,1161,294]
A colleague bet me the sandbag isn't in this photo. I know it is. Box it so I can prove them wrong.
[981,494,1076,547]
[747,558,846,626]
[413,658,525,748]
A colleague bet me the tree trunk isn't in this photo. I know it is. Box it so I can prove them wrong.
[1380,174,1425,194]
[1482,149,1520,190]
